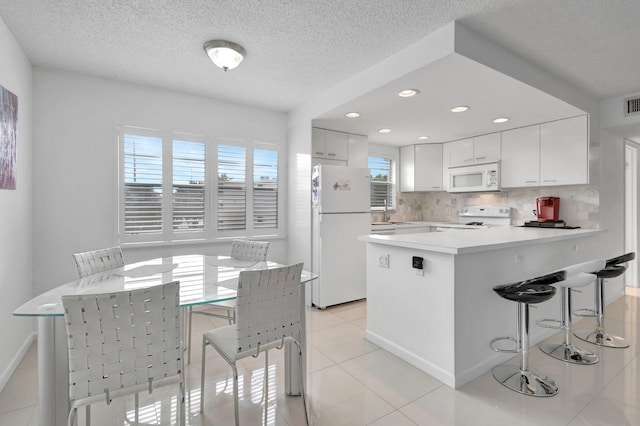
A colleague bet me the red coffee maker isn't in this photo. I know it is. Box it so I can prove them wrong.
[536,197,560,222]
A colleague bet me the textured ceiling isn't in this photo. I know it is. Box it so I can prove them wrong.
[1,0,639,141]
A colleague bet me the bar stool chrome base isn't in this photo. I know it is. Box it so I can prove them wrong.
[492,364,559,397]
[539,341,598,364]
[573,329,630,349]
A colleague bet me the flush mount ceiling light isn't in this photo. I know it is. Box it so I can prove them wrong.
[493,117,510,123]
[398,89,420,97]
[378,128,392,133]
[345,112,361,118]
[203,40,246,71]
[417,136,430,140]
[451,105,470,113]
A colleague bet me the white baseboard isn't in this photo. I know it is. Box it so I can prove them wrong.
[365,329,455,388]
[0,332,36,392]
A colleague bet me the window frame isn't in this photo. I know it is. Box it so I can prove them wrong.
[368,153,397,212]
[117,126,283,245]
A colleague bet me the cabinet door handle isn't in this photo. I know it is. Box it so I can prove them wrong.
[327,153,336,157]
[314,151,324,155]
[525,180,538,184]
[543,179,557,182]
[432,186,441,189]
[475,156,485,160]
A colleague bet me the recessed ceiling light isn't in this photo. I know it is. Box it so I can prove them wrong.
[493,117,510,123]
[378,128,392,134]
[451,105,470,113]
[345,112,361,118]
[398,89,420,98]
[417,136,430,140]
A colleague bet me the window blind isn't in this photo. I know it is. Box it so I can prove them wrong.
[172,140,205,233]
[369,156,394,209]
[218,145,246,231]
[253,149,278,229]
[123,134,163,235]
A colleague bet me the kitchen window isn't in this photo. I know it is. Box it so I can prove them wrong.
[118,126,281,244]
[368,155,396,211]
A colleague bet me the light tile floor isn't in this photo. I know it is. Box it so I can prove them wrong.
[1,288,639,425]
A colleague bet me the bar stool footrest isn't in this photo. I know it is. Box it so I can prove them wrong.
[573,308,596,318]
[536,318,563,330]
[490,337,519,353]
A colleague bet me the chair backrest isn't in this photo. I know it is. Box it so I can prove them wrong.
[72,246,125,278]
[61,281,182,402]
[230,239,269,262]
[234,263,303,354]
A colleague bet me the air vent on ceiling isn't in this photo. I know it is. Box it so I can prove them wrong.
[625,95,640,116]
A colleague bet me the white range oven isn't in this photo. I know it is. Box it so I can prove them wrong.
[456,205,512,228]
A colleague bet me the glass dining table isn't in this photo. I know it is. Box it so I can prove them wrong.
[13,254,317,426]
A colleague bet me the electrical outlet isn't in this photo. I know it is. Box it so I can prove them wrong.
[515,254,524,264]
[378,254,389,268]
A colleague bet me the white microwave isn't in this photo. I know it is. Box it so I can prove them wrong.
[448,162,500,193]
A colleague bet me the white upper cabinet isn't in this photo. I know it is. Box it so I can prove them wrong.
[501,125,541,188]
[399,145,415,192]
[312,128,366,167]
[500,115,588,188]
[399,144,443,192]
[312,128,347,161]
[415,144,443,191]
[448,133,500,167]
[323,130,348,161]
[448,138,474,166]
[473,133,501,163]
[539,115,588,186]
[347,133,368,168]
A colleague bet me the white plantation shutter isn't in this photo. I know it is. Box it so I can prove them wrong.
[119,127,282,243]
[369,156,395,209]
[123,134,163,235]
[172,140,206,233]
[218,145,246,231]
[253,149,278,229]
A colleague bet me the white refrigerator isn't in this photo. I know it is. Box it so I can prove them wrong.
[311,164,371,308]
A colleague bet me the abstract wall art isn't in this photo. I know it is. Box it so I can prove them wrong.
[0,84,18,190]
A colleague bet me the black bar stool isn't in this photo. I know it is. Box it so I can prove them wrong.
[574,252,636,348]
[490,270,565,397]
[538,259,604,365]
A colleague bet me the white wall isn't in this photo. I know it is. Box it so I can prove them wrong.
[0,17,34,390]
[32,69,288,293]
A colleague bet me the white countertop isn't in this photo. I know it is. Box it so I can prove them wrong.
[371,221,487,230]
[359,225,602,254]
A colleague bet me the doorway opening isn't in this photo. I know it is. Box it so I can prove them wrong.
[625,140,639,287]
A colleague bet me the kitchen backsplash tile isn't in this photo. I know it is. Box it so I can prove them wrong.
[372,185,599,228]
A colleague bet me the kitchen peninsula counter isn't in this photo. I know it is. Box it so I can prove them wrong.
[359,226,607,389]
[359,225,601,254]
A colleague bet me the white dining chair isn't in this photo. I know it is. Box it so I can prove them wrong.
[61,281,185,426]
[186,239,269,363]
[72,246,124,277]
[199,262,308,426]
